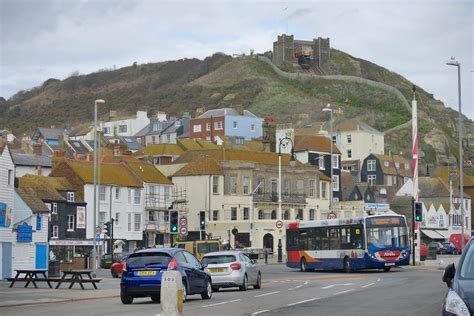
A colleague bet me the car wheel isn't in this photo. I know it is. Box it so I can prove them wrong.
[201,279,212,299]
[239,274,248,291]
[182,281,188,303]
[383,267,391,272]
[300,257,308,272]
[111,269,118,278]
[151,295,161,303]
[253,272,262,289]
[120,292,133,304]
[343,257,351,273]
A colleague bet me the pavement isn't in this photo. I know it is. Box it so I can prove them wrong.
[0,255,458,309]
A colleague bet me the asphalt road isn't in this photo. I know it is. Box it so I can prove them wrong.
[0,265,447,316]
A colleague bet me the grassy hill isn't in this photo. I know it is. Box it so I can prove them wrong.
[1,50,472,166]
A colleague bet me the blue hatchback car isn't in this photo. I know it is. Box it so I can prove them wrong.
[120,248,212,304]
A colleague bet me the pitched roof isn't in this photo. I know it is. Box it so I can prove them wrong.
[58,159,142,187]
[433,167,474,187]
[36,127,66,140]
[18,174,80,202]
[174,158,223,176]
[419,177,470,199]
[294,122,326,136]
[16,187,50,213]
[294,135,341,154]
[123,161,172,185]
[174,148,303,167]
[135,144,185,157]
[178,139,206,151]
[335,119,383,134]
[67,139,91,155]
[372,154,412,177]
[120,136,144,151]
[156,163,187,177]
[69,123,92,137]
[198,108,259,118]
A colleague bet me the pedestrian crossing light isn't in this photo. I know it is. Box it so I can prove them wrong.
[199,211,206,230]
[414,202,423,222]
[170,211,178,233]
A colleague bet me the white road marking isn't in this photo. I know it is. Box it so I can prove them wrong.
[322,282,352,289]
[252,310,270,315]
[202,299,241,308]
[287,297,321,306]
[333,289,354,295]
[362,282,375,288]
[254,291,280,298]
[289,280,309,291]
[377,278,381,282]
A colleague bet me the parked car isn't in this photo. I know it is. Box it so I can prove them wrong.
[100,253,114,269]
[110,253,130,278]
[428,241,447,254]
[450,233,470,255]
[420,242,428,261]
[120,248,212,304]
[442,237,474,315]
[202,251,261,292]
[442,242,459,255]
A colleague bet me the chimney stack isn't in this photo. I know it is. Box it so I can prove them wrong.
[33,143,42,155]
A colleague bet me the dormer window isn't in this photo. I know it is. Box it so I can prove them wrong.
[384,161,389,167]
[67,192,75,202]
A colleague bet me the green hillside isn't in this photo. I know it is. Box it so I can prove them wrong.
[1,50,472,166]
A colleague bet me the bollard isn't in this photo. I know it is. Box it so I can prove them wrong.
[160,270,184,316]
[265,250,268,264]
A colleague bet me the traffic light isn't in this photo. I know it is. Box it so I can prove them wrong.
[170,211,178,233]
[103,221,110,237]
[414,202,423,222]
[199,211,206,230]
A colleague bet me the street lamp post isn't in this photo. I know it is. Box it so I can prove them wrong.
[447,58,465,252]
[278,136,297,220]
[93,99,105,276]
[323,104,333,211]
[277,136,296,263]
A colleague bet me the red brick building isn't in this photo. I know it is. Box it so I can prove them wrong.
[189,116,225,142]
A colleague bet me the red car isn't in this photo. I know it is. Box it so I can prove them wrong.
[450,233,470,254]
[110,253,130,278]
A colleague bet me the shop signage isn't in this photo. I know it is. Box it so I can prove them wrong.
[49,240,94,246]
[17,223,33,242]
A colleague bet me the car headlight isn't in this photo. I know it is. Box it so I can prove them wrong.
[445,289,470,316]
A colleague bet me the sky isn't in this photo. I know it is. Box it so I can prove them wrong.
[0,0,472,119]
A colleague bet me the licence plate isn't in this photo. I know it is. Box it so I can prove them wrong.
[209,268,225,273]
[385,263,395,266]
[137,271,157,276]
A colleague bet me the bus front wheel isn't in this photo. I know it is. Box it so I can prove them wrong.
[300,257,308,272]
[343,257,351,273]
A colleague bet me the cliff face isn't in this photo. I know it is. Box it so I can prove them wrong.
[1,51,472,166]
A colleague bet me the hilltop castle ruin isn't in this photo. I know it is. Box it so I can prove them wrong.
[272,34,330,69]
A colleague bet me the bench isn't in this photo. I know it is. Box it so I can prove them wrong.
[55,270,101,290]
[8,269,52,288]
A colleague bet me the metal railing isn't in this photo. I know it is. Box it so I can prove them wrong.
[252,192,306,204]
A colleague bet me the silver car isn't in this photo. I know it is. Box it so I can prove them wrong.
[202,251,261,291]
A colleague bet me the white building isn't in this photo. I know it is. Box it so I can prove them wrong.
[101,110,150,138]
[0,144,14,279]
[50,159,146,252]
[332,119,384,168]
[396,177,471,241]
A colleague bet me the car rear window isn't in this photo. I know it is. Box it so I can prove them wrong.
[127,252,171,266]
[202,255,236,264]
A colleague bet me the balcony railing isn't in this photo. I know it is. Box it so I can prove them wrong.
[252,192,306,204]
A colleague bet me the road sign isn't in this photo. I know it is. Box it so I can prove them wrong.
[276,220,283,229]
[95,234,100,242]
[179,216,187,227]
[327,212,337,219]
[179,226,188,236]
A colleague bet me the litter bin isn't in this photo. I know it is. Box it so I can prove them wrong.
[427,244,437,260]
[49,260,60,277]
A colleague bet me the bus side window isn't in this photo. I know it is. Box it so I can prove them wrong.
[351,225,364,249]
[321,228,329,250]
[341,227,351,250]
[312,228,321,250]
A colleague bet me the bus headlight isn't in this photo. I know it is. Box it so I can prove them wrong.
[445,289,470,316]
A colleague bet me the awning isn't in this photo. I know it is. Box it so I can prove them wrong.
[421,229,445,239]
[435,230,450,239]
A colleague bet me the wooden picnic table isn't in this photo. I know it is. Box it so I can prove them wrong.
[55,269,101,290]
[8,269,52,288]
